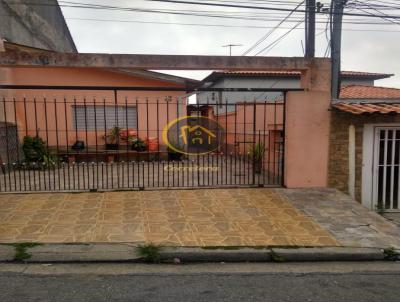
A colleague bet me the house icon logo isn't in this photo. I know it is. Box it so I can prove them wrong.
[163,116,225,155]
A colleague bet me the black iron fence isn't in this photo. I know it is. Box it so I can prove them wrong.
[0,86,291,192]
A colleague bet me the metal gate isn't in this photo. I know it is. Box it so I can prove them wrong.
[373,127,400,211]
[0,85,293,192]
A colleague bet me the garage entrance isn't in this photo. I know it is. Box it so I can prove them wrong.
[0,86,294,192]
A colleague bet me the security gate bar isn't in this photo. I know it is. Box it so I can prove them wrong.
[374,127,400,211]
[0,85,297,192]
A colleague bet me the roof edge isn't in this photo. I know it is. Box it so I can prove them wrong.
[110,69,200,87]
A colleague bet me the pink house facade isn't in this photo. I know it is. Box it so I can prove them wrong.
[1,66,198,152]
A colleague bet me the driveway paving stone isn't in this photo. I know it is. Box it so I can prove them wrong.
[0,189,339,246]
[1,188,399,248]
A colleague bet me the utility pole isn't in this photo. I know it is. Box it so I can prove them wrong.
[331,0,347,99]
[305,0,316,58]
[222,44,242,56]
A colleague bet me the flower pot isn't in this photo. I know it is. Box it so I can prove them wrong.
[147,137,158,152]
[254,161,263,174]
[106,143,119,150]
[72,140,85,150]
[168,151,183,161]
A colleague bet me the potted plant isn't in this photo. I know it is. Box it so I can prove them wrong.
[22,135,58,169]
[104,126,122,150]
[167,147,183,161]
[129,137,147,152]
[249,142,265,174]
[166,136,184,161]
[22,135,47,164]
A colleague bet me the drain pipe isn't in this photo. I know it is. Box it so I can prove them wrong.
[348,124,356,199]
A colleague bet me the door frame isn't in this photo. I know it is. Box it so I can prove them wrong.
[362,123,400,210]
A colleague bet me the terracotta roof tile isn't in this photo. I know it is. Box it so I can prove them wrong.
[332,103,400,114]
[340,85,400,99]
[340,71,393,78]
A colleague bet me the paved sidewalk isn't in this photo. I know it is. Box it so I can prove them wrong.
[0,188,399,248]
[383,213,400,227]
[279,188,400,249]
[0,189,337,246]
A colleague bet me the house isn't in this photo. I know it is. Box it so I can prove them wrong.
[330,85,400,212]
[0,42,199,163]
[197,70,393,108]
[1,39,399,210]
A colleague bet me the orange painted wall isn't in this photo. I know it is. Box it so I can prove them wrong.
[284,91,331,188]
[212,103,284,174]
[1,67,188,147]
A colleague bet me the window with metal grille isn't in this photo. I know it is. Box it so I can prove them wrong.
[72,106,137,130]
[375,128,400,210]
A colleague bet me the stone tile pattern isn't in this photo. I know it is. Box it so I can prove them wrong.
[278,188,400,248]
[383,213,400,227]
[0,189,338,247]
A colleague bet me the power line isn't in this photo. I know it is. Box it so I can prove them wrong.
[254,19,305,56]
[144,0,400,19]
[242,0,305,56]
[63,16,400,32]
[352,0,400,25]
[6,0,400,21]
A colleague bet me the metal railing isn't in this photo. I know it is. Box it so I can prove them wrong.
[0,86,295,192]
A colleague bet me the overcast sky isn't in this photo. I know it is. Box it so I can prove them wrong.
[61,0,400,87]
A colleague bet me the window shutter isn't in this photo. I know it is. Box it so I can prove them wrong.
[72,106,137,130]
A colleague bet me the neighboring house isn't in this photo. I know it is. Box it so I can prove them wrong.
[0,0,76,52]
[0,43,199,162]
[197,70,393,112]
[330,85,400,212]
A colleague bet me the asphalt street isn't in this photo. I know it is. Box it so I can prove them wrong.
[0,262,399,302]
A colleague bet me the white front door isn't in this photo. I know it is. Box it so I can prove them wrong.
[372,127,400,211]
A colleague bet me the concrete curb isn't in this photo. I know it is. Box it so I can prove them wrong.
[160,248,272,263]
[0,245,15,262]
[28,244,141,262]
[271,247,385,262]
[0,244,389,263]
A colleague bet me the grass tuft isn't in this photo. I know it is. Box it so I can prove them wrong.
[383,247,399,260]
[136,243,163,263]
[12,242,41,262]
[270,250,285,262]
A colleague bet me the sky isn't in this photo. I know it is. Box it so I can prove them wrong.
[60,0,400,87]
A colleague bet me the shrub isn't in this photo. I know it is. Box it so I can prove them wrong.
[22,136,47,163]
[22,136,57,168]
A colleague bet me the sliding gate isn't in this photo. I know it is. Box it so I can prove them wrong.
[0,86,293,192]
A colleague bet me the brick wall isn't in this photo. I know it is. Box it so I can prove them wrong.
[328,111,400,202]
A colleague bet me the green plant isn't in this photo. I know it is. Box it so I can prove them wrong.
[129,137,147,152]
[43,154,58,169]
[22,135,47,163]
[384,247,399,260]
[12,242,41,261]
[104,126,122,145]
[270,250,285,262]
[22,136,57,169]
[375,203,385,215]
[136,243,163,263]
[249,142,265,174]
